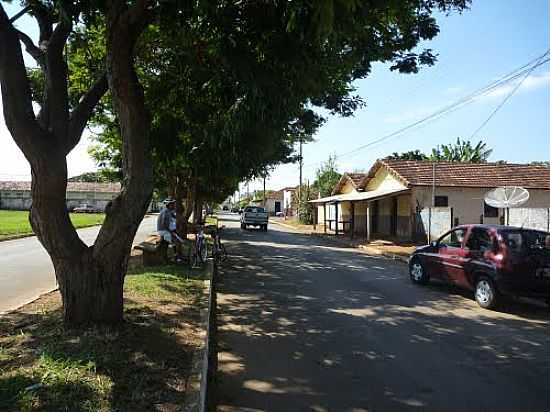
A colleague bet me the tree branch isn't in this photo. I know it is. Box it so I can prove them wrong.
[66,73,108,153]
[0,4,45,155]
[16,29,45,66]
[9,5,31,23]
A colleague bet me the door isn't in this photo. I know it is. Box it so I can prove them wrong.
[390,197,397,236]
[274,201,281,214]
[463,227,495,289]
[436,228,468,284]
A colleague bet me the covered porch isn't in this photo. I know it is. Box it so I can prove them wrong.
[310,187,413,241]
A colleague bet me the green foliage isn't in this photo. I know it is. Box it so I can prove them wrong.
[312,155,342,197]
[68,171,118,183]
[387,150,429,161]
[388,139,493,163]
[430,138,492,162]
[530,161,550,167]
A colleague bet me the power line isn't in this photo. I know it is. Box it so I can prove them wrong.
[469,48,550,139]
[302,49,550,170]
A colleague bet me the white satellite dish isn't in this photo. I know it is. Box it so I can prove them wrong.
[484,186,530,208]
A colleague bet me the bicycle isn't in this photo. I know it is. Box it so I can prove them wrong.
[192,225,208,267]
[211,226,228,263]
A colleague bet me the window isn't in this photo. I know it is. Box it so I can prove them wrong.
[439,228,466,248]
[484,202,498,218]
[434,196,448,207]
[466,228,494,251]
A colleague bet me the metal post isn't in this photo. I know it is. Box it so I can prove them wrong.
[335,202,339,236]
[323,203,327,234]
[350,202,355,239]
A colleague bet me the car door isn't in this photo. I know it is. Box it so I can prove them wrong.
[436,228,468,284]
[463,227,495,290]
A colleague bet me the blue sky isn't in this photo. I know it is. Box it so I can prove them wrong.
[1,1,549,192]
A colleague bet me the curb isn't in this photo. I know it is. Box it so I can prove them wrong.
[183,259,217,412]
[270,219,307,232]
[200,260,218,412]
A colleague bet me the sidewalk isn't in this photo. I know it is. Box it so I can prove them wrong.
[271,217,415,263]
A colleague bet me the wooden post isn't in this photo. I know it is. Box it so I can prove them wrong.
[323,203,327,233]
[335,202,339,236]
[366,202,371,241]
[350,202,355,239]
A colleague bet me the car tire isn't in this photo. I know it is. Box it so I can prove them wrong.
[475,276,499,309]
[240,223,245,230]
[409,258,429,285]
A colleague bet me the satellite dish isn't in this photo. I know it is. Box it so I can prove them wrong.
[484,186,530,208]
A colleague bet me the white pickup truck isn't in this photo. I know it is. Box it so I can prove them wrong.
[240,206,269,231]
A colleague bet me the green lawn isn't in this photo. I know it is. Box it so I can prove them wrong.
[0,264,207,411]
[0,210,105,240]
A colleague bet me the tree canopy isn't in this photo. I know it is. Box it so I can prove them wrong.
[388,138,492,163]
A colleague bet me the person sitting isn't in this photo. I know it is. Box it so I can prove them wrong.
[157,199,184,263]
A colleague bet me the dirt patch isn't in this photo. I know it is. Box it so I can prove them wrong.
[0,265,208,411]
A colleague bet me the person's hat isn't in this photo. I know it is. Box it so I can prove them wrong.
[163,198,176,204]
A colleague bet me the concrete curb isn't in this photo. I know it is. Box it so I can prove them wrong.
[183,259,217,412]
[200,260,218,412]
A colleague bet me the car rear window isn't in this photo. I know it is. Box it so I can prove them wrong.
[245,207,265,213]
[503,230,550,252]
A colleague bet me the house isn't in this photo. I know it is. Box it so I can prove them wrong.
[311,159,550,242]
[282,186,298,216]
[0,181,121,211]
[250,190,284,215]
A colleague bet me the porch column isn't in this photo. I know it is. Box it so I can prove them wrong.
[366,201,371,241]
[323,203,327,233]
[335,202,339,236]
[350,201,355,239]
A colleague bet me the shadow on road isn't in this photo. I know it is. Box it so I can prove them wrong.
[216,219,550,412]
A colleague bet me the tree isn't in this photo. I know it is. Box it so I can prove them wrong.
[388,139,492,163]
[387,150,428,161]
[312,155,342,198]
[430,138,492,162]
[1,0,470,326]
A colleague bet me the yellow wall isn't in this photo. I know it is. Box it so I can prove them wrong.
[340,179,357,194]
[366,168,406,191]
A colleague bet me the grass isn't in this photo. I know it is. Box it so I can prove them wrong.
[0,264,208,411]
[0,210,105,240]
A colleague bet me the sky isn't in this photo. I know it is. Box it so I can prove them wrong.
[1,1,550,194]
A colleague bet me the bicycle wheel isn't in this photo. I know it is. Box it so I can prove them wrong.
[199,242,208,262]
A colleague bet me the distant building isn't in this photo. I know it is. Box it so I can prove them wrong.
[0,181,121,211]
[282,186,298,216]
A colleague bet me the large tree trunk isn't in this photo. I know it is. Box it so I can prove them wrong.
[1,2,151,327]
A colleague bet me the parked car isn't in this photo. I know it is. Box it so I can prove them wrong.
[409,224,550,309]
[240,206,268,231]
[73,204,98,213]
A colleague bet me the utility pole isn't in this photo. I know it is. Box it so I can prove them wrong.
[298,139,303,218]
[264,176,265,207]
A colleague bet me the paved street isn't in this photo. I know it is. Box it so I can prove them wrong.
[0,215,157,313]
[217,213,550,412]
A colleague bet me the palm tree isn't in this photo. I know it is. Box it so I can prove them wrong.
[430,138,492,163]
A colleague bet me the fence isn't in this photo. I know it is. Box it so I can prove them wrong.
[415,207,452,242]
[508,208,550,231]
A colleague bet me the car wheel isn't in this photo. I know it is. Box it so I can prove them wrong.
[475,276,499,309]
[240,223,245,230]
[409,258,429,285]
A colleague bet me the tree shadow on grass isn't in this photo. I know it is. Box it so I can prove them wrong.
[0,275,206,411]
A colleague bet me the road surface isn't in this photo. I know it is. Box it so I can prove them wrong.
[216,212,550,412]
[0,215,157,313]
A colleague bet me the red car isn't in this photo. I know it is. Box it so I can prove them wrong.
[409,224,550,309]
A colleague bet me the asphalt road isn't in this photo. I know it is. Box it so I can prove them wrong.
[216,212,550,412]
[0,215,157,313]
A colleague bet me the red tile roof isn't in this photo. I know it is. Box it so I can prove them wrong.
[0,181,121,193]
[373,160,550,189]
[332,173,369,194]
